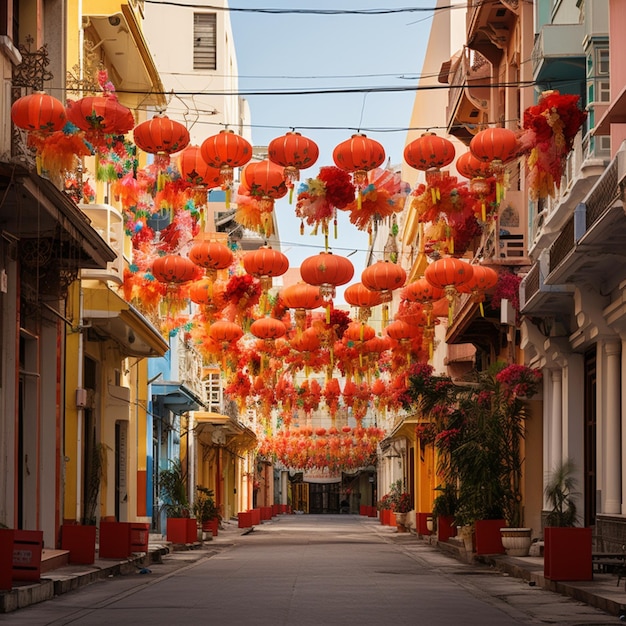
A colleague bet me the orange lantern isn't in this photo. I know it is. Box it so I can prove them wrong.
[188,239,233,285]
[240,159,288,225]
[133,114,190,175]
[300,252,354,302]
[66,95,134,135]
[361,260,407,326]
[385,319,420,341]
[344,321,376,344]
[424,257,474,323]
[456,150,491,179]
[208,319,243,343]
[201,129,252,204]
[469,127,518,165]
[458,264,498,316]
[291,327,321,353]
[243,245,289,292]
[178,145,222,188]
[152,254,198,284]
[404,132,455,186]
[403,277,443,326]
[281,282,324,330]
[189,278,225,308]
[344,282,382,323]
[11,92,66,133]
[268,131,319,199]
[333,133,386,204]
[250,317,287,340]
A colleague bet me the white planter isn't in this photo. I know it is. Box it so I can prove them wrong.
[500,527,532,556]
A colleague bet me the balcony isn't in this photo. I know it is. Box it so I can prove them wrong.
[532,23,585,84]
[529,132,609,256]
[544,152,626,291]
[467,0,517,65]
[80,204,125,285]
[445,48,491,144]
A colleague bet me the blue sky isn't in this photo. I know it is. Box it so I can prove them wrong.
[229,1,435,276]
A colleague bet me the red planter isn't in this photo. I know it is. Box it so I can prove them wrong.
[380,509,389,525]
[0,529,14,591]
[238,511,252,528]
[12,530,43,582]
[359,505,367,516]
[99,521,132,559]
[417,512,433,535]
[260,506,273,521]
[250,508,261,525]
[475,519,506,555]
[61,524,97,564]
[436,515,457,542]
[544,527,592,581]
[368,506,378,518]
[130,523,150,553]
[166,518,197,544]
[202,518,219,537]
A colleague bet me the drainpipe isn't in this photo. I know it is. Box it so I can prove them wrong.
[75,286,84,522]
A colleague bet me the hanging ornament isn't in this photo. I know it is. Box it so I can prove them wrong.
[333,133,386,209]
[456,150,494,222]
[11,92,67,133]
[344,282,383,323]
[268,131,319,202]
[243,245,289,313]
[361,260,407,326]
[404,132,455,201]
[280,282,324,331]
[424,257,474,324]
[188,236,233,287]
[201,129,252,206]
[457,264,499,317]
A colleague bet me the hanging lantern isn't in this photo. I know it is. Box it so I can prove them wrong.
[344,282,382,323]
[281,282,324,330]
[240,159,288,234]
[268,131,319,201]
[457,264,499,316]
[291,327,321,353]
[188,238,233,284]
[344,321,376,344]
[404,132,455,187]
[178,145,222,188]
[133,113,190,177]
[189,278,225,310]
[66,95,134,135]
[361,260,406,326]
[456,150,493,221]
[11,92,66,133]
[385,320,421,365]
[403,277,444,327]
[469,127,518,204]
[333,133,385,206]
[300,252,354,302]
[201,129,252,206]
[243,245,289,293]
[209,319,243,343]
[424,257,474,324]
[250,317,287,348]
[152,254,198,284]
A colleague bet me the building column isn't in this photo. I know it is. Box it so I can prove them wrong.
[605,341,621,514]
[549,369,563,474]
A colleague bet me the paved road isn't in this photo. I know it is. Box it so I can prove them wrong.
[2,515,618,626]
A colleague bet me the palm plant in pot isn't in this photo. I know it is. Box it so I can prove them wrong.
[159,458,196,544]
[543,458,592,581]
[431,484,458,542]
[193,486,221,538]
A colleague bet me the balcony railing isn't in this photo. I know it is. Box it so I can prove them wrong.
[531,23,585,79]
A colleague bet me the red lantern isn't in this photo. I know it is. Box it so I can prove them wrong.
[208,320,243,343]
[361,260,406,326]
[11,92,66,133]
[344,282,382,323]
[281,282,323,330]
[268,131,319,192]
[456,150,491,179]
[291,327,321,353]
[240,159,288,213]
[300,252,354,301]
[178,145,222,188]
[188,238,233,284]
[243,245,289,292]
[385,320,420,341]
[66,96,134,135]
[152,254,198,284]
[458,264,498,316]
[403,278,444,303]
[469,127,518,165]
[134,114,190,173]
[333,133,386,198]
[424,257,474,323]
[404,132,455,183]
[189,278,225,308]
[343,322,376,343]
[201,129,252,203]
[250,317,287,340]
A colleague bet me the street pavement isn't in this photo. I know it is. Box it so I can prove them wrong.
[1,515,622,625]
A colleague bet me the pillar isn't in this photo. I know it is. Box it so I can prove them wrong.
[605,341,621,514]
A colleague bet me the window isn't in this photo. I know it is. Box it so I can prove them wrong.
[194,13,217,70]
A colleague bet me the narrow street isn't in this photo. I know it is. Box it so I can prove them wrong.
[2,516,617,626]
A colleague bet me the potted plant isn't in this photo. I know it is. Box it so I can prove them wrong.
[431,484,458,542]
[193,486,221,538]
[160,458,196,544]
[543,459,592,581]
[387,480,413,533]
[377,494,393,526]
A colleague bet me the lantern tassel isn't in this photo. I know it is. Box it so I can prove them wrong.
[289,186,294,204]
[479,301,485,317]
[482,201,486,222]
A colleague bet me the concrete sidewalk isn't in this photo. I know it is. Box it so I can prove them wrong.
[0,519,246,614]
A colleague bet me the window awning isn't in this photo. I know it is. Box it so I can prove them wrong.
[152,382,206,415]
[83,286,169,357]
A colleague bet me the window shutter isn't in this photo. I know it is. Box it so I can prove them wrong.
[194,13,217,70]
